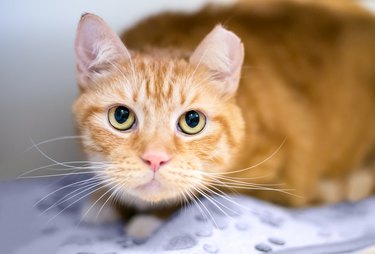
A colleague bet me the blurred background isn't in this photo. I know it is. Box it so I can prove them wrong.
[0,0,375,180]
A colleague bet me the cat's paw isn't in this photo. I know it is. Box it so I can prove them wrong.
[358,245,375,254]
[80,200,121,224]
[125,214,163,239]
[317,179,344,204]
[347,169,373,201]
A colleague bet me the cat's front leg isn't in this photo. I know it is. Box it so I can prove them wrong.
[347,167,374,201]
[124,205,179,239]
[316,167,374,204]
[125,215,163,239]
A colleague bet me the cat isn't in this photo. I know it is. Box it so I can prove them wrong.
[73,0,375,237]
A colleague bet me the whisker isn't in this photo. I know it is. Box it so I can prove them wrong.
[193,185,238,223]
[18,162,108,178]
[206,177,300,198]
[203,174,286,188]
[18,171,107,179]
[41,179,106,215]
[201,184,256,213]
[199,171,273,181]
[203,177,294,191]
[47,181,113,223]
[33,175,103,208]
[179,188,191,217]
[196,186,237,215]
[186,189,210,222]
[209,182,292,191]
[79,183,121,225]
[195,168,296,198]
[208,137,287,175]
[29,137,88,170]
[95,183,124,221]
[187,183,219,228]
[25,135,84,152]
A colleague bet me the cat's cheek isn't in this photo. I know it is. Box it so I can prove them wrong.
[87,153,107,165]
[78,129,102,153]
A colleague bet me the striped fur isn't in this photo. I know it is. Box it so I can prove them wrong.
[74,0,375,209]
[73,53,244,207]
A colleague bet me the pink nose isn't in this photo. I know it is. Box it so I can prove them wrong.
[141,151,171,172]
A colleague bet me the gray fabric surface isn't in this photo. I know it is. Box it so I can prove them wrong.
[1,176,374,254]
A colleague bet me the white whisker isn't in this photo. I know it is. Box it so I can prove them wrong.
[47,181,113,223]
[95,183,124,221]
[202,175,297,197]
[18,171,106,179]
[193,185,237,224]
[33,176,103,208]
[29,137,85,170]
[25,135,84,152]
[18,162,108,178]
[41,179,106,215]
[210,137,287,175]
[79,183,121,225]
[202,184,255,213]
[187,183,219,228]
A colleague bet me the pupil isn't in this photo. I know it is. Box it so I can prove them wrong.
[185,111,200,128]
[114,106,129,124]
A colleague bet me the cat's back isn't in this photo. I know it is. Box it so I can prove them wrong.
[123,0,375,58]
[123,0,375,95]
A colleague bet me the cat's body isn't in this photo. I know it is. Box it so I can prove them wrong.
[73,0,375,231]
[120,0,375,205]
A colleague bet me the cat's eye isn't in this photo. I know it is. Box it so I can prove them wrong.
[178,110,206,135]
[108,106,136,131]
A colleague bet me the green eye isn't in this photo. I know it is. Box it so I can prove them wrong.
[178,110,206,135]
[108,106,136,131]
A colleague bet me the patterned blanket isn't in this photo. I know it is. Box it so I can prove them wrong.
[1,176,375,254]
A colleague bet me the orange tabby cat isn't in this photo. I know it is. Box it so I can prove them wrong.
[73,0,375,234]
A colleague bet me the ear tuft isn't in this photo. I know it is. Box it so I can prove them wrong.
[75,13,130,88]
[190,25,244,97]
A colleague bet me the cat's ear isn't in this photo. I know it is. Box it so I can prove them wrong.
[190,25,244,98]
[75,13,130,88]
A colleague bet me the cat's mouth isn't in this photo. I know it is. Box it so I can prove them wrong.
[135,179,161,192]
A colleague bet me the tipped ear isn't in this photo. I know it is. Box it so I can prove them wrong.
[190,25,244,98]
[75,13,130,88]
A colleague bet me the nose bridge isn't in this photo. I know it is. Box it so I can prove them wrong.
[138,107,176,172]
[142,138,171,155]
[141,126,173,157]
[142,114,172,151]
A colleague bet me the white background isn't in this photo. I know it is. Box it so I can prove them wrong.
[0,0,374,180]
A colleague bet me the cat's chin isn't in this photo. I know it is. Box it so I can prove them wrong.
[135,179,161,193]
[117,181,179,206]
[120,192,179,210]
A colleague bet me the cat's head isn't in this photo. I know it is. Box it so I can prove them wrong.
[73,14,245,206]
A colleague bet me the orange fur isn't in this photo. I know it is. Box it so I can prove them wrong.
[74,0,375,208]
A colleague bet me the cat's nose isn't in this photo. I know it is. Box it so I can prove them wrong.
[141,151,171,172]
